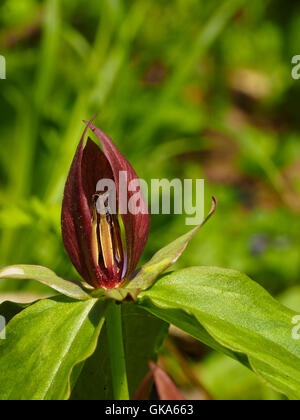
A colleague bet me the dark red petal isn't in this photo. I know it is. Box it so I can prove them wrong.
[134,362,185,400]
[82,137,115,209]
[84,121,150,279]
[149,362,186,401]
[61,125,113,288]
[134,371,153,400]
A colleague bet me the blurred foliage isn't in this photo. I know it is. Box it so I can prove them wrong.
[0,0,299,400]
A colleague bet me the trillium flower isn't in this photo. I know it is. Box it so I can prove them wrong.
[1,117,216,302]
[61,118,150,290]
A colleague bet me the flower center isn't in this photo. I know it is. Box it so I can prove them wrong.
[91,193,124,278]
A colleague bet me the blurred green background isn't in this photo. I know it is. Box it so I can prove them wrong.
[0,0,300,400]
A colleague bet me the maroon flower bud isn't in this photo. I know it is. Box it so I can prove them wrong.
[61,117,150,289]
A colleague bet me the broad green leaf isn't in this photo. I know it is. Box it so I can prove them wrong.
[0,301,25,324]
[139,296,249,367]
[123,304,169,396]
[0,265,90,300]
[71,323,112,400]
[0,301,25,340]
[71,304,169,400]
[0,296,108,400]
[138,267,300,400]
[126,198,217,299]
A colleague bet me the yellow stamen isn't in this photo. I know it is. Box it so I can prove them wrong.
[91,193,124,274]
[100,213,115,270]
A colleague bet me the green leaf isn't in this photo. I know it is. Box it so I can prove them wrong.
[138,267,300,400]
[0,265,90,300]
[0,301,25,324]
[102,287,134,302]
[0,301,25,340]
[71,304,169,400]
[139,295,249,367]
[126,197,217,299]
[0,296,108,400]
[123,304,169,397]
[71,322,112,400]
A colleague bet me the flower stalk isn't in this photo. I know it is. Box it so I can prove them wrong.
[106,302,129,400]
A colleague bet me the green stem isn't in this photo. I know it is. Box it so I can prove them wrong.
[106,302,130,400]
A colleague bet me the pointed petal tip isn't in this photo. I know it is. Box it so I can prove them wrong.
[148,361,156,371]
[148,361,186,400]
[83,113,98,130]
[83,120,94,128]
[83,120,105,137]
